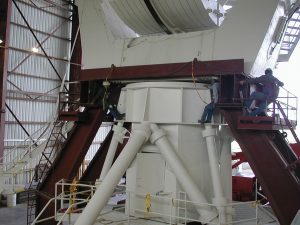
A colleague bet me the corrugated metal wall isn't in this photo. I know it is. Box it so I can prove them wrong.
[85,123,112,160]
[1,0,113,190]
[3,0,72,188]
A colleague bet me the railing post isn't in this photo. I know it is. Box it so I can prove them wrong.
[169,198,172,224]
[55,181,57,220]
[61,181,64,210]
[127,191,130,225]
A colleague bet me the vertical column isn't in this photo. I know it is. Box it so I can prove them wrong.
[0,0,12,158]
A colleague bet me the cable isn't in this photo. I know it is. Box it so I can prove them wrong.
[102,65,115,110]
[191,60,208,105]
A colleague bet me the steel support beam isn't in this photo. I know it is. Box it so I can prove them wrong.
[16,0,71,20]
[10,17,71,74]
[12,0,67,90]
[79,129,114,183]
[80,122,130,183]
[223,110,300,225]
[37,108,105,225]
[10,22,71,41]
[7,71,60,82]
[0,0,12,158]
[79,59,244,81]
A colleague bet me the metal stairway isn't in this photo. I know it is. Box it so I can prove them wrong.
[30,107,106,225]
[222,110,300,225]
[278,4,300,62]
[27,120,68,225]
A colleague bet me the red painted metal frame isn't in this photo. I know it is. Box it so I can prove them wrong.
[79,129,114,183]
[79,58,244,81]
[232,152,247,169]
[80,122,130,183]
[223,110,300,225]
[37,108,105,225]
[34,6,85,224]
[0,0,12,158]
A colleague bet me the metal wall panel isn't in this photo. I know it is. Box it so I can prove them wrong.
[85,124,112,161]
[2,0,72,187]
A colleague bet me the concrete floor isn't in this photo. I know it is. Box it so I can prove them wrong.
[0,203,27,225]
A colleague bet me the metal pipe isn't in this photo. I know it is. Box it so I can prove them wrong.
[202,124,227,223]
[74,123,151,225]
[99,122,126,180]
[219,126,233,223]
[219,126,233,201]
[150,123,217,223]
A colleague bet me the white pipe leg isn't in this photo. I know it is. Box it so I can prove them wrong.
[202,125,227,223]
[220,126,233,201]
[75,123,151,225]
[220,126,233,223]
[150,124,217,223]
[99,122,126,181]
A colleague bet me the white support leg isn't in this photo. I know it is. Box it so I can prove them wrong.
[220,126,234,223]
[202,124,227,223]
[74,123,151,225]
[219,126,233,201]
[99,122,126,181]
[150,124,217,223]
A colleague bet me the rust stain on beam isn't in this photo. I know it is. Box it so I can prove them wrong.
[80,59,244,81]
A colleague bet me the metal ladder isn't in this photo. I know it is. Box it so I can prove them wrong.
[278,7,300,62]
[26,120,67,225]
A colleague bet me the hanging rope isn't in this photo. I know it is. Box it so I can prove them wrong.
[191,60,208,105]
[102,64,115,110]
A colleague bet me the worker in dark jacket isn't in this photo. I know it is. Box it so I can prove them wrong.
[240,68,284,116]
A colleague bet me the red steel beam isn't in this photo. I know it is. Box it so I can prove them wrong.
[79,59,244,81]
[223,110,300,225]
[0,0,12,158]
[80,122,131,183]
[37,108,105,225]
[80,129,114,183]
